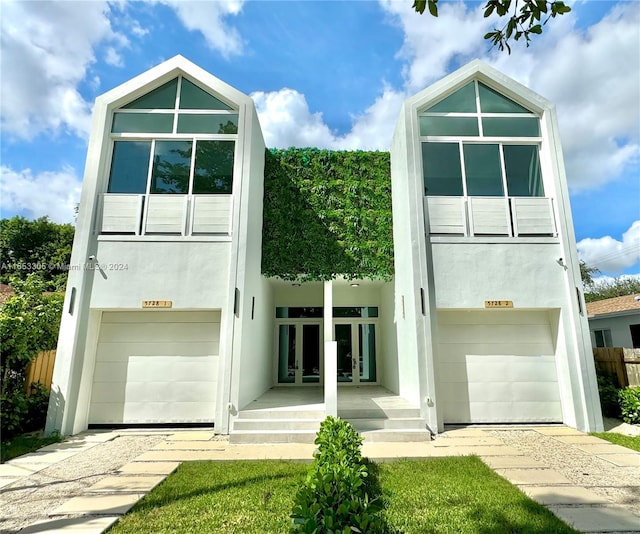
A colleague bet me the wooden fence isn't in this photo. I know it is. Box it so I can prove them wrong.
[25,350,56,395]
[593,347,640,388]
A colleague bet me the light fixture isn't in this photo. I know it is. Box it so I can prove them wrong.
[350,283,359,288]
[292,283,301,287]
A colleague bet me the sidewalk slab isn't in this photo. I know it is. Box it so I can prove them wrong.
[432,436,504,447]
[552,435,610,445]
[51,493,144,515]
[436,445,523,456]
[532,427,585,436]
[117,461,180,475]
[87,475,166,493]
[9,450,79,464]
[19,516,120,534]
[495,468,573,485]
[596,453,640,467]
[73,431,119,443]
[38,441,101,453]
[0,463,47,477]
[0,477,19,489]
[549,504,640,532]
[439,428,491,437]
[576,443,638,455]
[521,486,610,505]
[480,455,547,469]
[152,441,227,451]
[166,431,215,441]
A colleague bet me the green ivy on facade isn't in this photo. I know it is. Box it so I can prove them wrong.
[262,148,394,282]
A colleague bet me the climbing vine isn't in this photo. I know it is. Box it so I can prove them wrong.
[262,148,393,282]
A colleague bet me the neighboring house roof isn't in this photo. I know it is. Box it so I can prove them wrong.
[586,294,640,318]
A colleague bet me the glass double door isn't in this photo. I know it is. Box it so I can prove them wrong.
[277,322,322,384]
[277,320,377,385]
[335,322,377,383]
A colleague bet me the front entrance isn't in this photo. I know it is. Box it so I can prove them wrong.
[277,322,322,384]
[276,307,379,385]
[334,322,377,383]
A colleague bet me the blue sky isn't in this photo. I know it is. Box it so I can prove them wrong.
[1,0,638,278]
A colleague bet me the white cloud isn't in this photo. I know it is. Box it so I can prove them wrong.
[577,221,640,274]
[0,166,82,224]
[105,47,124,67]
[252,86,405,150]
[487,3,640,191]
[0,1,126,140]
[159,0,245,58]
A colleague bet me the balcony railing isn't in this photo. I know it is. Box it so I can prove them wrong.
[98,194,232,236]
[425,196,556,237]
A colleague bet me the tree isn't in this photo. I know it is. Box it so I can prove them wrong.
[585,277,640,303]
[0,216,75,291]
[0,274,64,437]
[580,260,599,289]
[412,0,572,53]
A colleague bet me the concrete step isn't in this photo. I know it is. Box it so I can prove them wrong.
[347,417,427,431]
[360,429,431,442]
[338,408,421,419]
[229,430,318,444]
[237,409,325,420]
[233,419,322,432]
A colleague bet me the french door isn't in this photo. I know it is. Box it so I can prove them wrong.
[334,321,378,384]
[277,322,322,384]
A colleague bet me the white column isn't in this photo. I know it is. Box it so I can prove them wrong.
[324,281,337,417]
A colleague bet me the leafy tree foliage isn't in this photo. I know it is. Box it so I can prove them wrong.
[580,260,599,289]
[0,216,75,291]
[585,277,640,303]
[262,149,393,282]
[413,0,572,53]
[0,275,63,437]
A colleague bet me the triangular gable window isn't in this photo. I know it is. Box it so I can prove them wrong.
[424,81,532,114]
[478,83,530,114]
[123,79,178,109]
[179,78,232,110]
[426,82,476,113]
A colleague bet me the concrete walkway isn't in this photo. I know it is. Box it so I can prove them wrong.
[1,426,639,534]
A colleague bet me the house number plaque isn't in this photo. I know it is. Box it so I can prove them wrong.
[484,300,513,308]
[142,300,173,308]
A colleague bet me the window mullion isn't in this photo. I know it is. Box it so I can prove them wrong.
[173,76,182,134]
[145,140,155,195]
[459,141,468,197]
[474,81,483,137]
[188,139,196,195]
[498,144,509,198]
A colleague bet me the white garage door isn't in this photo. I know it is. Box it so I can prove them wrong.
[89,311,221,424]
[437,310,562,424]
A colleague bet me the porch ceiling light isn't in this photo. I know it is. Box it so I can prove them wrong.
[292,283,301,287]
[350,283,360,287]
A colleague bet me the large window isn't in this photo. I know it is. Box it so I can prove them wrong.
[421,80,543,198]
[107,76,237,195]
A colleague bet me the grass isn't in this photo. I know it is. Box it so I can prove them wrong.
[107,457,578,534]
[591,432,640,452]
[0,432,61,463]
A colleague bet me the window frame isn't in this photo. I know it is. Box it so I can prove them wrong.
[106,75,239,196]
[419,80,544,199]
[593,328,613,348]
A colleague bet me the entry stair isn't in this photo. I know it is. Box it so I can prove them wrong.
[230,405,431,444]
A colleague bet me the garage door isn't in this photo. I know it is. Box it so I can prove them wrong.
[437,310,562,424]
[89,311,221,424]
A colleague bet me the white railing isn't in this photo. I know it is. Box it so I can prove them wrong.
[425,196,556,237]
[98,193,232,236]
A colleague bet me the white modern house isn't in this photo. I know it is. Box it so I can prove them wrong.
[46,56,603,440]
[587,295,640,348]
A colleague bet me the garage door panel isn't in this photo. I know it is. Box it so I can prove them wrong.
[439,324,553,345]
[89,311,221,425]
[438,310,550,325]
[436,310,562,424]
[99,323,219,344]
[102,311,221,324]
[97,341,219,361]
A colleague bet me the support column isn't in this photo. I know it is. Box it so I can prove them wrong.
[324,281,337,417]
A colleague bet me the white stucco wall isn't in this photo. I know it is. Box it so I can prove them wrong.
[90,241,231,309]
[379,281,399,394]
[589,313,640,348]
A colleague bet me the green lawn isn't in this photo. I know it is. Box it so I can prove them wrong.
[591,432,640,452]
[1,432,60,463]
[107,457,578,534]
